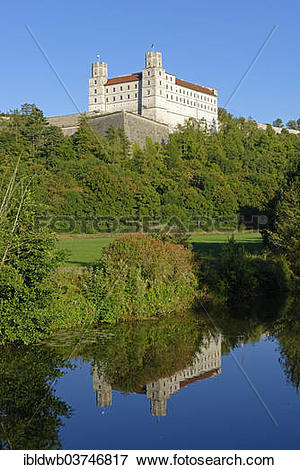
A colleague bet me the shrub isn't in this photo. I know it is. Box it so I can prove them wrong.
[203,236,289,301]
[82,234,198,322]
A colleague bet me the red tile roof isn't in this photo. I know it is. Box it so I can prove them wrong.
[175,78,215,96]
[105,73,141,86]
[104,73,215,97]
[179,368,219,389]
[132,368,219,394]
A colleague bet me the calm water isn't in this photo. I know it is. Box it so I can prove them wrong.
[1,296,300,450]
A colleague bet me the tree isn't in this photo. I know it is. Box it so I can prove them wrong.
[273,118,284,128]
[286,120,298,130]
[262,181,300,276]
[0,163,65,344]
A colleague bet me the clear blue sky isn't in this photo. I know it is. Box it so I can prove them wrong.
[1,0,299,124]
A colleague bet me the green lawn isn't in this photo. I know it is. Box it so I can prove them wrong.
[58,232,263,267]
[190,231,263,259]
[58,236,116,266]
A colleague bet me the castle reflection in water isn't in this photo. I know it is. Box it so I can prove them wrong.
[93,334,222,416]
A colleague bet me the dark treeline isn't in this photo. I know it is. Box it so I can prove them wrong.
[0,104,299,230]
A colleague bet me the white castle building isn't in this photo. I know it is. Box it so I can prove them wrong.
[88,51,218,131]
[93,334,221,416]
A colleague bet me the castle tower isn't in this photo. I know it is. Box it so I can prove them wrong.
[93,366,112,408]
[142,51,166,122]
[88,60,108,113]
[145,51,162,69]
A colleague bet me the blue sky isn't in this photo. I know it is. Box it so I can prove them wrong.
[0,0,299,124]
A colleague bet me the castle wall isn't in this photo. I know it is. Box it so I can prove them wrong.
[124,112,169,146]
[47,111,169,147]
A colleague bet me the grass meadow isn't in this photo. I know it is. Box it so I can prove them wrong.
[58,232,263,267]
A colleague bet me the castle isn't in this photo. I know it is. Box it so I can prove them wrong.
[93,334,222,417]
[47,51,299,144]
[88,50,218,132]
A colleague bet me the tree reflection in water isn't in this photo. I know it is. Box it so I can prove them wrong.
[0,294,299,448]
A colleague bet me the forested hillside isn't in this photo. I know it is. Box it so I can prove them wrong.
[0,104,299,232]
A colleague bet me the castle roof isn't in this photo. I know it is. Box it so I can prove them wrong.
[105,73,141,86]
[104,72,215,97]
[176,78,216,96]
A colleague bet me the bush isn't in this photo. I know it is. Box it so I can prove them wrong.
[0,227,65,344]
[82,234,198,322]
[203,236,289,301]
[262,181,300,277]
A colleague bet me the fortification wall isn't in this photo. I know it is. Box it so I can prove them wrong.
[47,111,169,147]
[124,112,169,146]
[47,113,81,128]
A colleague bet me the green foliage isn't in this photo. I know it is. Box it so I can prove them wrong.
[262,181,300,277]
[82,234,198,322]
[0,344,72,449]
[1,105,299,232]
[202,236,289,301]
[0,165,66,344]
[271,296,300,390]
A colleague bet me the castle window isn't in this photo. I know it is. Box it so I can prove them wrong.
[179,89,181,93]
[183,98,185,103]
[180,97,182,102]
[176,96,178,101]
[148,80,150,85]
[135,93,137,98]
[166,75,168,80]
[94,89,97,93]
[171,86,173,91]
[187,100,189,104]
[147,71,150,76]
[160,81,162,85]
[159,71,161,76]
[171,95,173,100]
[94,80,97,84]
[120,86,123,91]
[148,90,150,95]
[120,95,123,100]
[106,98,108,102]
[160,90,162,95]
[127,85,130,90]
[128,94,130,99]
[135,84,137,89]
[166,94,168,98]
[170,77,172,82]
[113,97,116,101]
[113,87,116,92]
[94,98,97,103]
[183,90,185,94]
[106,88,108,93]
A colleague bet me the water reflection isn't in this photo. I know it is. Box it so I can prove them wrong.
[0,295,299,449]
[93,334,222,416]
